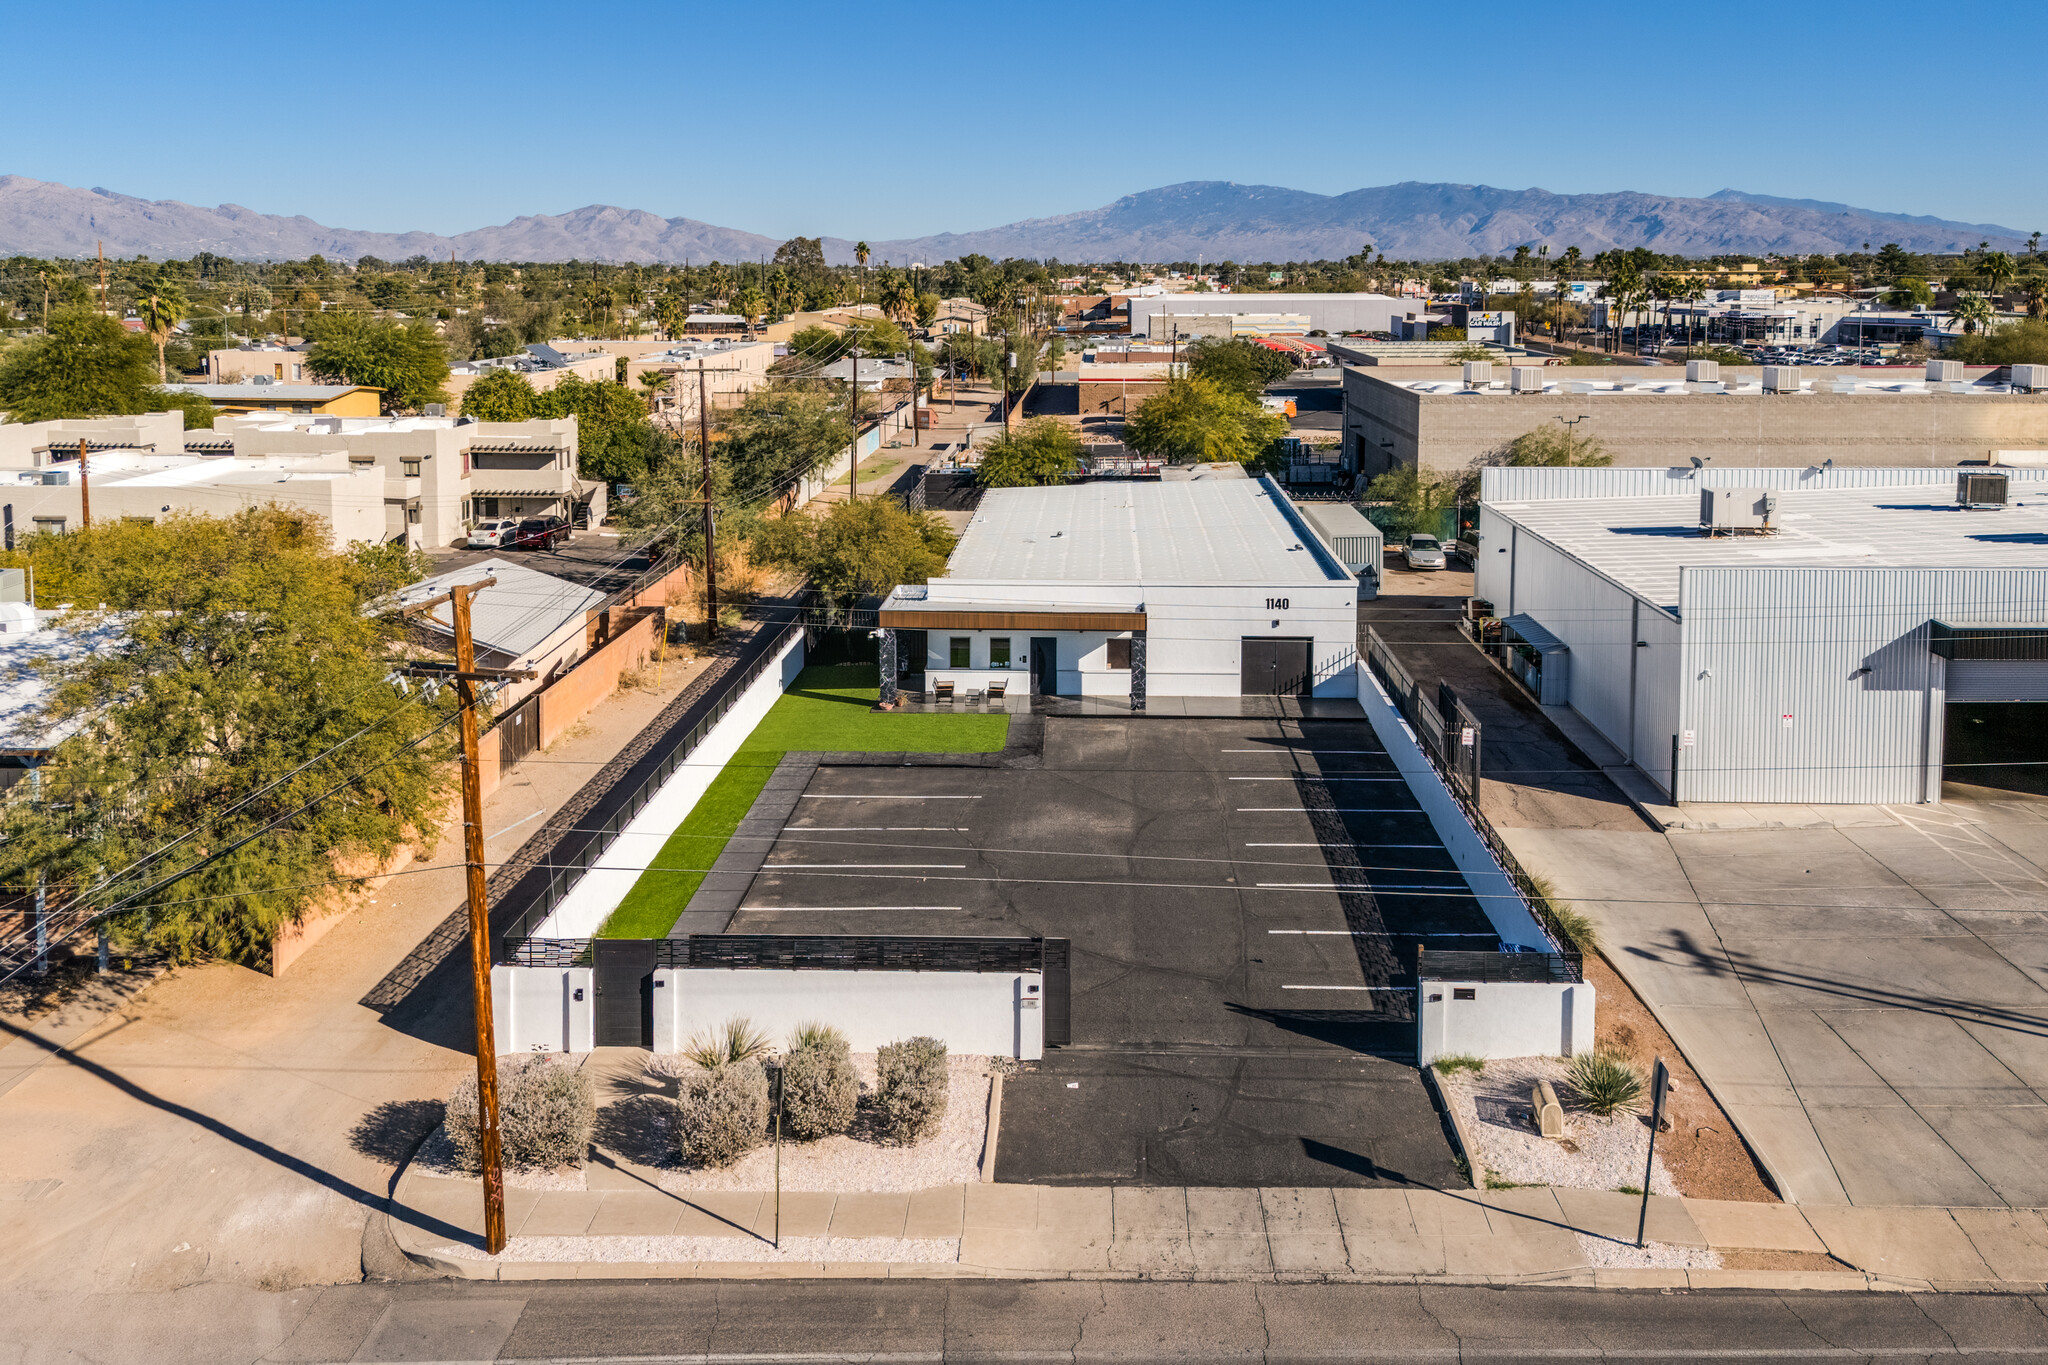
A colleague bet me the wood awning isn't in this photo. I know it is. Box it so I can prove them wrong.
[879,609,1146,631]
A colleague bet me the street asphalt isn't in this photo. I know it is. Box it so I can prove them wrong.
[730,716,1498,1189]
[16,1278,2048,1362]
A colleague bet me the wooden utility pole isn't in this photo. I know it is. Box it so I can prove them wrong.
[77,439,91,529]
[848,351,860,502]
[696,360,718,641]
[398,579,535,1258]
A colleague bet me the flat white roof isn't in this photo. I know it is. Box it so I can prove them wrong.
[1379,374,2023,398]
[1490,484,2048,611]
[939,477,1350,586]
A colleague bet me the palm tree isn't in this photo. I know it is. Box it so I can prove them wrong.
[2023,274,2048,320]
[1559,245,1582,280]
[1949,293,1995,336]
[135,280,188,382]
[1977,251,2019,307]
[855,241,870,303]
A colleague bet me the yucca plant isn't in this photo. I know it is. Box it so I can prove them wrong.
[681,1016,772,1071]
[788,1020,846,1053]
[1565,1050,1644,1117]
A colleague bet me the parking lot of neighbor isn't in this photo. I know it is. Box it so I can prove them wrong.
[727,716,1500,1188]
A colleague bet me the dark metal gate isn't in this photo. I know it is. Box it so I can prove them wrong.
[1040,937,1072,1047]
[592,938,657,1047]
[495,694,541,767]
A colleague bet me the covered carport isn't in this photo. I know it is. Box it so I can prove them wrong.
[1935,620,2048,798]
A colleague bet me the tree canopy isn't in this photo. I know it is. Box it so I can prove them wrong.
[1184,336,1295,399]
[535,373,655,484]
[1949,318,2048,366]
[458,367,539,421]
[0,311,164,421]
[715,382,849,502]
[977,418,1080,487]
[306,316,450,414]
[0,508,448,966]
[1501,423,1611,469]
[1122,375,1290,465]
[1365,467,1459,539]
[751,498,955,606]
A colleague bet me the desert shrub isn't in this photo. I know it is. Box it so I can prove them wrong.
[780,1025,858,1141]
[674,1058,769,1167]
[445,1055,597,1171]
[873,1036,950,1144]
[681,1016,772,1071]
[1565,1050,1644,1117]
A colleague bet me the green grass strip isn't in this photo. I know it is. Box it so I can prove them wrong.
[596,664,1008,939]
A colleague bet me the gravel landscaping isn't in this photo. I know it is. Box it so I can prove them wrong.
[1575,1234,1720,1271]
[1437,1056,1680,1197]
[651,1053,993,1194]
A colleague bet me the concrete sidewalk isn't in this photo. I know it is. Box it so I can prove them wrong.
[388,1162,2048,1292]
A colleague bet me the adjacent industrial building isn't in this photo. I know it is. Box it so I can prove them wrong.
[1129,292,1418,340]
[1344,360,2048,478]
[877,476,1358,705]
[1472,464,2048,805]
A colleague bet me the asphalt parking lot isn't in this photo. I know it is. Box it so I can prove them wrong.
[728,716,1499,1188]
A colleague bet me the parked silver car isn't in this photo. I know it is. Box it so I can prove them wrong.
[466,518,519,548]
[1404,534,1447,570]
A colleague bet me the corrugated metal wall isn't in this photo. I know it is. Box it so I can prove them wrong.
[1677,567,2048,804]
[1481,465,2048,503]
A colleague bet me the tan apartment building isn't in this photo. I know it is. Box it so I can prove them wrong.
[624,339,775,427]
[1342,362,2048,479]
[0,411,599,550]
[207,343,314,384]
[446,344,617,407]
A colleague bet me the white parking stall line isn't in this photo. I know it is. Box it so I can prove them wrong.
[1268,929,1490,937]
[741,905,964,912]
[764,863,967,869]
[1245,843,1443,848]
[1222,749,1385,754]
[1228,776,1405,782]
[1236,807,1419,813]
[792,827,972,832]
[799,794,981,800]
[1280,984,1413,992]
[1255,883,1465,892]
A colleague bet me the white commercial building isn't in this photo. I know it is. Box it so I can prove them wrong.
[877,476,1359,705]
[1129,292,1416,340]
[1473,464,2048,806]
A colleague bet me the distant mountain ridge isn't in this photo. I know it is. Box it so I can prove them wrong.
[0,174,2029,265]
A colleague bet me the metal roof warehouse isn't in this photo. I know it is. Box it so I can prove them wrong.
[878,476,1361,704]
[1473,465,2048,806]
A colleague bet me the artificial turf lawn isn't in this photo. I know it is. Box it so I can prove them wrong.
[595,663,1009,938]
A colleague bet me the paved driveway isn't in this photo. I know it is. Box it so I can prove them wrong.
[729,716,1499,1188]
[1505,795,2048,1207]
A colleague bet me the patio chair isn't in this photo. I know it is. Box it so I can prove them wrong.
[933,678,955,702]
[987,678,1008,701]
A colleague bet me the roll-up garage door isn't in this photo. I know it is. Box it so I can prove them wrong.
[1947,661,2048,702]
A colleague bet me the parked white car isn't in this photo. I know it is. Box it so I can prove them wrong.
[466,518,519,549]
[1404,534,1447,570]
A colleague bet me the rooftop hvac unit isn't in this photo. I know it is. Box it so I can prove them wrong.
[1957,471,2010,509]
[1700,486,1776,534]
[1461,360,1494,386]
[2011,364,2048,393]
[1686,359,1720,383]
[1927,359,1963,384]
[1762,366,1800,393]
[1510,365,1544,393]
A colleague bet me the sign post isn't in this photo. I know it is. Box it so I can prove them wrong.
[1636,1057,1671,1248]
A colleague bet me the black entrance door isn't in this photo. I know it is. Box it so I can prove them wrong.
[1030,637,1058,696]
[592,939,658,1047]
[1240,637,1314,695]
[896,629,927,685]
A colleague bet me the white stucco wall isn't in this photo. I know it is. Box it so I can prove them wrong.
[652,968,1044,1059]
[1418,980,1596,1063]
[491,964,595,1054]
[529,631,805,939]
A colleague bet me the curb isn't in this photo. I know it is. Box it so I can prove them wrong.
[1419,1063,1481,1188]
[980,1073,1003,1183]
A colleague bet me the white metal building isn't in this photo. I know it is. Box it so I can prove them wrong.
[878,476,1358,703]
[1129,292,1417,340]
[1474,465,2048,804]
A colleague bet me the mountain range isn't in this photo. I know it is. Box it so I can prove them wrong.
[0,175,2030,265]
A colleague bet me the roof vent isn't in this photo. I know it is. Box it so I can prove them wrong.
[1957,470,2010,509]
[1762,366,1800,394]
[1686,359,1720,383]
[424,403,446,417]
[1461,360,1493,387]
[1509,366,1544,393]
[1927,359,1963,384]
[2010,364,2048,394]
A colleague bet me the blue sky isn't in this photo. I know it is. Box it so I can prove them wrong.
[8,0,2043,241]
